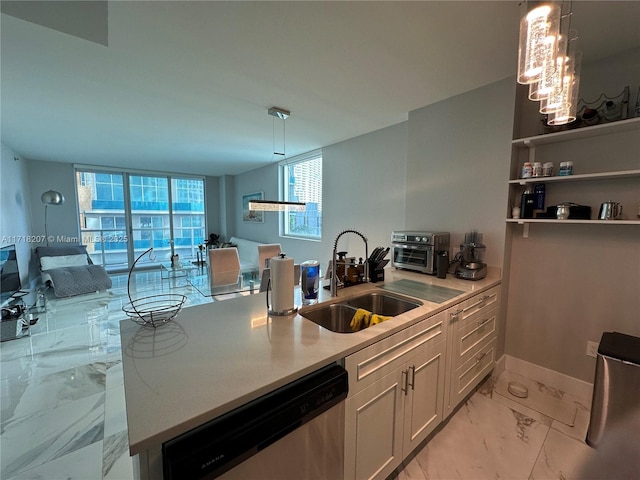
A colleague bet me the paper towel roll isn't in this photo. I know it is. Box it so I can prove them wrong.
[269,254,295,314]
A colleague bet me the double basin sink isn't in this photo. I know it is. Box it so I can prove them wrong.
[300,291,422,334]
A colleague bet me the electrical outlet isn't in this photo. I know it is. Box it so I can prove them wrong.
[586,341,599,358]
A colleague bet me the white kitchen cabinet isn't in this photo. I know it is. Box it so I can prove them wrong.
[343,285,501,479]
[444,286,500,417]
[344,311,447,480]
[507,117,640,237]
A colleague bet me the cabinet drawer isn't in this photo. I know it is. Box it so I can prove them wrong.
[450,286,500,323]
[452,309,497,369]
[345,311,446,395]
[449,337,496,411]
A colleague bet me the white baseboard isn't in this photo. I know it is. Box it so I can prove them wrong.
[502,354,593,403]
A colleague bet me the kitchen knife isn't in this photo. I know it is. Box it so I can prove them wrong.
[375,247,389,264]
[368,247,382,263]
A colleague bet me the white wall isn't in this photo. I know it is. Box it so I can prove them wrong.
[504,49,640,383]
[405,78,516,269]
[0,144,33,287]
[232,122,409,271]
[27,159,78,243]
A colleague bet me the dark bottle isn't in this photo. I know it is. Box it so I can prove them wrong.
[521,187,535,219]
[534,184,546,210]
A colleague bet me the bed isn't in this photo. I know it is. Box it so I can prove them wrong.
[35,245,112,298]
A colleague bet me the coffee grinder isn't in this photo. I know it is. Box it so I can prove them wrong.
[455,230,487,280]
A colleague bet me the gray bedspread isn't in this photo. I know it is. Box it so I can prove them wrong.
[46,264,112,298]
[35,245,113,298]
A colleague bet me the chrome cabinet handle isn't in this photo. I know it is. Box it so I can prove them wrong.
[450,309,462,320]
[477,317,491,327]
[401,369,408,395]
[463,293,496,313]
[408,365,416,391]
[475,352,488,364]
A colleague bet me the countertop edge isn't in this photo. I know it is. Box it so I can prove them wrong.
[122,272,502,454]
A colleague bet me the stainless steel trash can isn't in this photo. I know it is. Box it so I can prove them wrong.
[586,331,640,447]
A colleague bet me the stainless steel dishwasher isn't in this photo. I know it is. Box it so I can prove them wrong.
[162,363,348,480]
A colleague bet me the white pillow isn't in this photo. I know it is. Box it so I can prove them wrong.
[40,254,89,271]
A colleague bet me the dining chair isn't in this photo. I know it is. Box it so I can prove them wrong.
[257,244,282,277]
[208,247,242,288]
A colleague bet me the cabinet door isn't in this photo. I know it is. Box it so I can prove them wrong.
[402,338,446,456]
[344,369,405,480]
[449,337,497,410]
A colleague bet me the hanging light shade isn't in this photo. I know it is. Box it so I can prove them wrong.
[249,200,306,212]
[528,30,568,102]
[254,106,307,212]
[517,2,561,85]
[546,50,582,125]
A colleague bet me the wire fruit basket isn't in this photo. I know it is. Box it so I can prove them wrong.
[123,248,186,328]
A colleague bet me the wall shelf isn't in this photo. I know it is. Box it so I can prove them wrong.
[512,117,640,147]
[509,116,639,238]
[509,169,640,185]
[506,218,640,238]
[506,218,640,225]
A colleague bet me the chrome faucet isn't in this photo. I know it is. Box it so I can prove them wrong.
[331,229,368,297]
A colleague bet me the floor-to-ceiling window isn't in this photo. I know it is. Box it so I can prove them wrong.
[75,168,205,272]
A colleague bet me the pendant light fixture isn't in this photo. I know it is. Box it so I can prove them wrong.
[517,1,582,126]
[517,2,561,85]
[248,107,306,212]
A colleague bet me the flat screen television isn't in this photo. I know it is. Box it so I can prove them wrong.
[0,244,22,304]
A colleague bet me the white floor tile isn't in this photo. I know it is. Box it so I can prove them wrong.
[4,440,105,480]
[410,392,550,480]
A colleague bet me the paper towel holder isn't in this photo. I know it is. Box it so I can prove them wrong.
[265,279,298,317]
[266,278,298,316]
[266,253,299,316]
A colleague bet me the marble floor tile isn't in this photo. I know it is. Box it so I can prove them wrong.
[104,382,127,439]
[409,392,550,480]
[0,391,105,478]
[1,362,106,425]
[494,370,577,426]
[103,430,134,480]
[4,440,105,480]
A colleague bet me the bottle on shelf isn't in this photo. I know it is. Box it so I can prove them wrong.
[532,162,543,177]
[534,184,546,210]
[521,186,535,219]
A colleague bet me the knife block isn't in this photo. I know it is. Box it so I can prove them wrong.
[368,259,385,283]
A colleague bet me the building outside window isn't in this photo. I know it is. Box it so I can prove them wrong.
[281,151,322,240]
[75,169,205,271]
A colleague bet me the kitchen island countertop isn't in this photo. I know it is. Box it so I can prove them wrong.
[120,268,501,454]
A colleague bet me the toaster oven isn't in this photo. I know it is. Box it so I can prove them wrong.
[390,231,450,274]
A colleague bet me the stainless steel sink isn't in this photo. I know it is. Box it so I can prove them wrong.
[343,291,422,317]
[301,303,360,334]
[301,291,422,333]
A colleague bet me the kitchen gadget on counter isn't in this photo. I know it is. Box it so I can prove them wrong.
[368,246,390,282]
[266,253,297,316]
[300,260,320,305]
[455,230,487,281]
[535,203,592,220]
[598,201,623,220]
[391,231,450,275]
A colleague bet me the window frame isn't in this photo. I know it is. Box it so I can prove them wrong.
[279,150,322,241]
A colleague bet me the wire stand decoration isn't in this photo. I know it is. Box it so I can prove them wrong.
[123,248,186,328]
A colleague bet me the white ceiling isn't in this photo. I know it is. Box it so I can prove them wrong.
[2,1,639,177]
